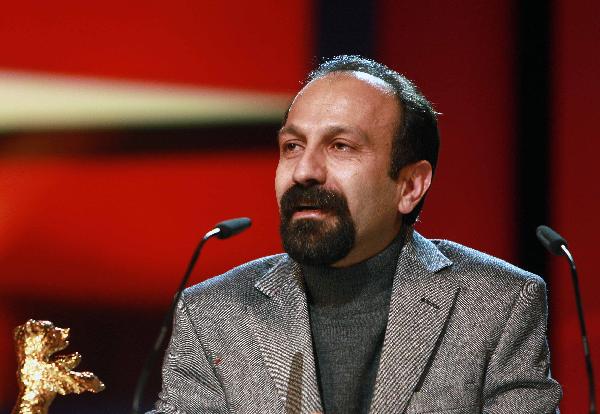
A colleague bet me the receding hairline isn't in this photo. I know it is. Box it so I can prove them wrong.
[282,69,403,133]
[302,69,397,97]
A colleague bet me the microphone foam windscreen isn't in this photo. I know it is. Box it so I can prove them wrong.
[536,225,568,256]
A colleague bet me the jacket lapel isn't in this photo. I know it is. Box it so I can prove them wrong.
[370,232,459,413]
[249,256,323,414]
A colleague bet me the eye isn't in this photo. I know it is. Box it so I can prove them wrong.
[280,140,303,154]
[332,141,350,151]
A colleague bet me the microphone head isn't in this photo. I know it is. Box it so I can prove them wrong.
[536,225,568,256]
[214,217,252,239]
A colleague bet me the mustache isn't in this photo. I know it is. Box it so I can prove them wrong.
[280,185,350,219]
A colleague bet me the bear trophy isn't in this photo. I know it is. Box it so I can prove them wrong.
[12,319,105,414]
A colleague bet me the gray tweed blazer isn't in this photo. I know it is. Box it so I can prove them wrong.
[149,231,561,413]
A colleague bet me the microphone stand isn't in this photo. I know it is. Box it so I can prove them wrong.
[132,217,251,414]
[560,244,596,414]
[537,225,596,414]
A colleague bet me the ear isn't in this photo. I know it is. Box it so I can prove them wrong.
[396,160,433,215]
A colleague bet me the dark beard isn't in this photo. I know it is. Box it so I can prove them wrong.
[279,184,355,266]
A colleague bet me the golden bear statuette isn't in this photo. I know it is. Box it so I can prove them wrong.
[11,319,105,414]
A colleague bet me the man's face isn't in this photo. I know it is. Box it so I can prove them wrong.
[276,71,404,267]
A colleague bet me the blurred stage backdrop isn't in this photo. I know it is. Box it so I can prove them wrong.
[1,0,598,412]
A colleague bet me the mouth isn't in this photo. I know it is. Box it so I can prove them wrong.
[292,205,329,219]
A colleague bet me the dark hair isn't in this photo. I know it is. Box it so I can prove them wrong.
[302,55,440,225]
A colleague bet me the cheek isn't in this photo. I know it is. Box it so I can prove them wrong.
[345,172,399,219]
[274,162,290,206]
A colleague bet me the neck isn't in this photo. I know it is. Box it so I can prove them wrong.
[302,232,404,307]
[332,224,408,268]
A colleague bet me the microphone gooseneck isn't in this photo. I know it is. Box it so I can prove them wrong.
[132,217,252,414]
[536,225,596,414]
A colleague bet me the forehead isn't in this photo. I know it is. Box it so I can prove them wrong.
[285,71,401,136]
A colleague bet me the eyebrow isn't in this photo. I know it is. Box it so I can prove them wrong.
[278,124,369,142]
[278,124,303,139]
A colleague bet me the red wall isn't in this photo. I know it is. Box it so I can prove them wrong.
[0,150,286,403]
[0,151,282,306]
[0,0,312,92]
[551,0,600,411]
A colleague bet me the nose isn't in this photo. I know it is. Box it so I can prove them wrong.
[292,146,326,187]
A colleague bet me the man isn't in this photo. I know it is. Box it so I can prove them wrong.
[150,55,561,413]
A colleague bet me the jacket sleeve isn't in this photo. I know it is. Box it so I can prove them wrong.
[147,291,229,414]
[483,278,562,413]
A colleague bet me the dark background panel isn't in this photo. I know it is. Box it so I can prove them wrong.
[316,0,375,59]
[516,0,552,279]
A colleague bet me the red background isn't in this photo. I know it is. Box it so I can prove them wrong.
[0,0,598,412]
[550,0,600,411]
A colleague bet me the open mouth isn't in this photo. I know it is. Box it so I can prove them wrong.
[292,205,330,218]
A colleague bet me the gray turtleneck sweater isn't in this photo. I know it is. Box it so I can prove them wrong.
[301,237,402,414]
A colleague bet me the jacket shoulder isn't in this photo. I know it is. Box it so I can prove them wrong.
[182,253,286,306]
[430,238,545,292]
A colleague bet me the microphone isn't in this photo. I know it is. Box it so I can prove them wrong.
[215,217,252,239]
[132,217,252,414]
[536,225,568,256]
[536,225,596,414]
